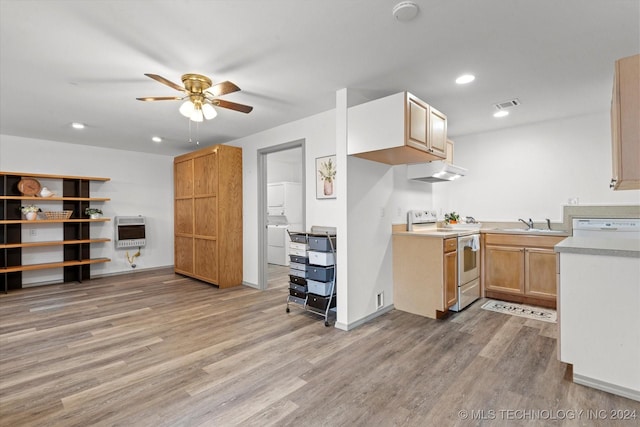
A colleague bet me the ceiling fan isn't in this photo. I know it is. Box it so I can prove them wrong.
[136,73,253,122]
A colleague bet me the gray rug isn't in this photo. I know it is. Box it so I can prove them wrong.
[481,299,557,323]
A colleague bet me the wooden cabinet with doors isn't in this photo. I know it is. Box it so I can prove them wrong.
[348,91,448,165]
[393,234,457,319]
[483,233,564,308]
[174,144,242,288]
[610,53,640,190]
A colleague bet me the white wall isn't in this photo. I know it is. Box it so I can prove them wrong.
[1,135,174,284]
[434,112,640,222]
[230,110,337,287]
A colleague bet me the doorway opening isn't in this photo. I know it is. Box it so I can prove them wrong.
[257,140,305,290]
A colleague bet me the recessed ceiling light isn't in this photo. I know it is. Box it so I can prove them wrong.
[152,136,162,143]
[455,74,475,84]
[71,122,85,129]
[493,110,509,118]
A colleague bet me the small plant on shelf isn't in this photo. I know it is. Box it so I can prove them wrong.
[20,205,41,213]
[445,211,460,224]
[85,208,103,218]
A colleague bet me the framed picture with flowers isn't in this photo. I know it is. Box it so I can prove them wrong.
[316,155,336,199]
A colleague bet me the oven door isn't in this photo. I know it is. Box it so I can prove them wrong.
[458,234,480,285]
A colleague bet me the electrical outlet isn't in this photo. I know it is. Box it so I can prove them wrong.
[380,207,385,218]
[30,229,37,237]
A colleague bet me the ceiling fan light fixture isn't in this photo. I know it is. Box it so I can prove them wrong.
[202,102,217,120]
[179,100,195,118]
[190,108,204,122]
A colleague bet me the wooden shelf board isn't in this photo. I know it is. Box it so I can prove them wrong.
[1,258,111,273]
[0,171,110,181]
[0,218,111,224]
[0,238,111,249]
[0,196,110,202]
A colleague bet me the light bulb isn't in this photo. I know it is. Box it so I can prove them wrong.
[179,100,194,118]
[190,108,204,122]
[202,103,218,120]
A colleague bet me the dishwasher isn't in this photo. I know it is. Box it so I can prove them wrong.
[572,218,640,239]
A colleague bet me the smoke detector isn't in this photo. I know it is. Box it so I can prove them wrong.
[393,1,419,22]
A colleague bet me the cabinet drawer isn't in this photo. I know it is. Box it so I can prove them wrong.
[289,242,309,251]
[289,248,307,257]
[289,288,307,299]
[290,262,308,271]
[307,265,335,282]
[308,251,335,266]
[289,233,308,244]
[307,279,333,296]
[288,295,306,306]
[307,294,336,311]
[289,255,308,264]
[289,282,308,293]
[289,275,307,286]
[289,268,307,278]
[444,238,457,253]
[308,235,337,252]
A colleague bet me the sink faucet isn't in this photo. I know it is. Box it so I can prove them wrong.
[546,218,552,230]
[518,218,534,229]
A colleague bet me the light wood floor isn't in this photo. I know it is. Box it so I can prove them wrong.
[1,268,638,426]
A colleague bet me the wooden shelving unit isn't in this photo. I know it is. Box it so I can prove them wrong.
[1,171,111,292]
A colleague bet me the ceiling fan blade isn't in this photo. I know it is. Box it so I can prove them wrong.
[213,99,254,114]
[207,81,241,97]
[144,73,185,92]
[136,96,183,101]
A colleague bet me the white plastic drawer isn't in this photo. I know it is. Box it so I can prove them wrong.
[308,251,335,266]
[289,248,307,257]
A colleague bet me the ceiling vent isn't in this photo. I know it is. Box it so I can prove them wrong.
[494,98,521,110]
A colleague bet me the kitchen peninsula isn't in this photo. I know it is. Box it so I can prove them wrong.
[555,236,640,401]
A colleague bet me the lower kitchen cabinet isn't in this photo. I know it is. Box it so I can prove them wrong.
[443,238,458,309]
[393,234,457,319]
[483,233,564,308]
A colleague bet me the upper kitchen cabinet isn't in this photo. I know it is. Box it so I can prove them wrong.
[348,91,447,165]
[610,53,640,190]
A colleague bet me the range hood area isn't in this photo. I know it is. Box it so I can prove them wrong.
[407,160,467,182]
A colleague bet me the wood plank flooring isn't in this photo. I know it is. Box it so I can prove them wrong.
[1,267,639,426]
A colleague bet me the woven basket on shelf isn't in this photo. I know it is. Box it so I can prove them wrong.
[43,210,73,220]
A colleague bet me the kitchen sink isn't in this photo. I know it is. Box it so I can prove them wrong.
[498,228,565,234]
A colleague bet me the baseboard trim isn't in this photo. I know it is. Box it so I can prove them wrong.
[334,305,395,331]
[573,373,640,402]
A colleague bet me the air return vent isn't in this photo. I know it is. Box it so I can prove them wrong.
[494,98,520,110]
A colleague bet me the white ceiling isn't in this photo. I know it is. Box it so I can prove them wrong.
[1,0,638,157]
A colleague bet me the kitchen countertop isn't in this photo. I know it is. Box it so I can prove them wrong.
[554,236,640,258]
[481,228,570,237]
[394,226,569,238]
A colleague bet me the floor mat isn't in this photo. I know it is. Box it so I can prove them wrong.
[481,299,557,323]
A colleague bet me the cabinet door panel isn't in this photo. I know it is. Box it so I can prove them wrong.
[407,96,428,148]
[194,238,217,282]
[525,248,557,300]
[175,199,193,235]
[175,160,193,198]
[485,245,524,294]
[194,152,218,196]
[429,106,447,157]
[175,236,193,273]
[194,197,217,237]
[444,250,458,308]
